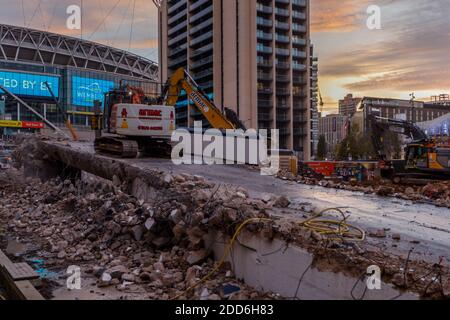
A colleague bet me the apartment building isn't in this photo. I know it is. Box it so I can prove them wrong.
[310,44,319,158]
[157,0,311,159]
[339,94,362,117]
[318,114,349,156]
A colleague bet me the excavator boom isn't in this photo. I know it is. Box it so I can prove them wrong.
[371,116,428,141]
[163,68,242,130]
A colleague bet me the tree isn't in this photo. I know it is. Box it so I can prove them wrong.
[317,135,327,160]
[335,123,358,160]
[335,123,378,160]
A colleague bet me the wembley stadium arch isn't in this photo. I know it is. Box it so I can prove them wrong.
[0,24,159,135]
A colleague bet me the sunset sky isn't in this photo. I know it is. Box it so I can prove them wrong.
[1,0,449,112]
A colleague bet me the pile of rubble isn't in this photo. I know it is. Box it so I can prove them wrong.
[278,170,450,208]
[0,169,283,300]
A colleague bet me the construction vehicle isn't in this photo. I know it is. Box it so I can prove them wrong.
[369,115,450,181]
[162,68,299,173]
[95,68,298,175]
[94,85,175,158]
[94,68,245,158]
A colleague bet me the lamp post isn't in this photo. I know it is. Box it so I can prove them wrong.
[410,93,416,123]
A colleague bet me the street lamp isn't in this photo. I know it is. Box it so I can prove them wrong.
[410,93,416,123]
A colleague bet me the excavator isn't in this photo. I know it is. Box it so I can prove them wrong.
[94,68,245,158]
[369,115,450,181]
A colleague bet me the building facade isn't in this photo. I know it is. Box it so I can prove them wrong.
[339,94,361,117]
[417,113,450,136]
[429,94,450,107]
[360,96,450,134]
[157,0,311,158]
[318,113,349,157]
[309,44,318,158]
[0,24,158,133]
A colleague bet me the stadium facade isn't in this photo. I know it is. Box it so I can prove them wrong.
[0,24,158,134]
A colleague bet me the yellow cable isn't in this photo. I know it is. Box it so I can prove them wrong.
[299,208,366,242]
[170,217,272,300]
[171,208,365,300]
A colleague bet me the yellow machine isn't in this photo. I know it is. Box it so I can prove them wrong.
[370,116,450,180]
[162,68,246,130]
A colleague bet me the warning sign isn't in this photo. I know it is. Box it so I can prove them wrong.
[0,120,22,128]
[22,121,45,129]
[0,120,44,129]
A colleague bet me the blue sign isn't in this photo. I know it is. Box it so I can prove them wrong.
[0,70,59,98]
[72,76,115,107]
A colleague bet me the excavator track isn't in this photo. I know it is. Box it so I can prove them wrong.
[94,137,139,158]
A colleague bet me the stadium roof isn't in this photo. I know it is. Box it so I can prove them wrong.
[417,113,450,136]
[0,24,158,80]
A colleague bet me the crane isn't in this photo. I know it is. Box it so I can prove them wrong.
[318,88,324,114]
[152,0,162,8]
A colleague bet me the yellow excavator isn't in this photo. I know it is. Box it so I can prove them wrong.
[94,68,245,158]
[163,68,246,130]
[369,115,450,181]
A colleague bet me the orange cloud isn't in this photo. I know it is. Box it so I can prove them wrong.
[313,0,450,109]
[1,0,158,58]
[311,0,374,32]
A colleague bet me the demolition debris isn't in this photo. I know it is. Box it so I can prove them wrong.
[0,135,449,300]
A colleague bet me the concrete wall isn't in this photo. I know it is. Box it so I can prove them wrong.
[206,231,417,300]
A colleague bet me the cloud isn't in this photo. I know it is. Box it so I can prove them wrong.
[345,68,450,92]
[0,0,159,61]
[2,0,449,103]
[314,0,450,100]
[311,0,380,32]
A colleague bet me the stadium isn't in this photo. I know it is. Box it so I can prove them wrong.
[0,24,159,135]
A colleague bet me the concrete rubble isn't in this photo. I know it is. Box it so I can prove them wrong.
[0,168,283,300]
[1,135,449,300]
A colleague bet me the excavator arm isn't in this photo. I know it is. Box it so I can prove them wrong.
[369,115,428,160]
[370,115,428,141]
[163,68,242,130]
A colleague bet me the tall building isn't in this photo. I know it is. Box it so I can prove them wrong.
[157,0,311,159]
[318,114,349,157]
[339,94,361,117]
[309,44,318,158]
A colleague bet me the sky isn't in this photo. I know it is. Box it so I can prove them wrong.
[310,0,450,112]
[0,0,449,112]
